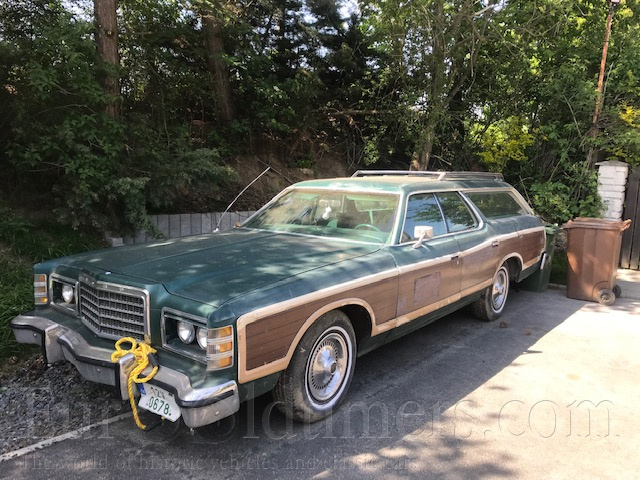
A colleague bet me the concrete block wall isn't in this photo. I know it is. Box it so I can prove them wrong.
[122,211,256,245]
[597,161,629,220]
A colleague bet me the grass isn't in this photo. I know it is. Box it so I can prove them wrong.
[0,207,104,359]
[0,250,33,358]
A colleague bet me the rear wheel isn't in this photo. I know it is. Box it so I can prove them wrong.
[473,264,510,322]
[273,310,356,423]
[613,284,622,298]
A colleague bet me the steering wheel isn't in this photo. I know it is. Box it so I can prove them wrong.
[354,223,382,232]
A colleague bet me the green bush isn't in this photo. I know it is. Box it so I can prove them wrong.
[527,161,602,225]
[0,206,104,359]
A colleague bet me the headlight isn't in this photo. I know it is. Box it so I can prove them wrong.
[162,308,234,368]
[50,275,77,312]
[196,327,207,350]
[62,285,75,304]
[177,321,196,344]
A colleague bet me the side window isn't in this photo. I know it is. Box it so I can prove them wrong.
[436,192,477,233]
[466,191,530,219]
[402,193,447,241]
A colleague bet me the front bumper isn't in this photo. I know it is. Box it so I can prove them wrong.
[11,314,239,428]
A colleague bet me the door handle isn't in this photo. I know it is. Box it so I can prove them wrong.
[451,254,460,260]
[492,240,500,247]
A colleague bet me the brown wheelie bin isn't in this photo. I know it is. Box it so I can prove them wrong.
[562,218,632,305]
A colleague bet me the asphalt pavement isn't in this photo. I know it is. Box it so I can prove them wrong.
[1,279,639,480]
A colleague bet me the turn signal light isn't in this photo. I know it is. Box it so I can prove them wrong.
[34,274,48,305]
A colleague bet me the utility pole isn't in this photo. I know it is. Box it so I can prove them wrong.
[587,0,620,167]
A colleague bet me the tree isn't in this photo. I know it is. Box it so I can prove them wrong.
[358,0,499,170]
[190,0,236,124]
[94,0,120,116]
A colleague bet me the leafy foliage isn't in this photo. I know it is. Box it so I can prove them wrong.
[1,0,639,234]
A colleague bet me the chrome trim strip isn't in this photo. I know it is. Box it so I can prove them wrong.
[395,254,453,275]
[162,307,207,324]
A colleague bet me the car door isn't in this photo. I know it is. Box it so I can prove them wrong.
[388,192,463,326]
[435,191,498,295]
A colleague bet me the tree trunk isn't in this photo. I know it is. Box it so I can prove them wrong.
[412,0,445,171]
[411,124,435,171]
[202,14,235,124]
[94,0,119,117]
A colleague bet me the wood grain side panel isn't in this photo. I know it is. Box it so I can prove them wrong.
[460,244,497,292]
[396,261,459,317]
[244,277,397,370]
[520,230,545,266]
[240,226,546,380]
[499,230,544,270]
[500,236,521,260]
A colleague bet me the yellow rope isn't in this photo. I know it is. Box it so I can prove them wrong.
[111,337,159,430]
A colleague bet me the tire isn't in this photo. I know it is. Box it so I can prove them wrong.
[473,264,510,322]
[613,284,622,298]
[597,289,615,306]
[272,310,356,423]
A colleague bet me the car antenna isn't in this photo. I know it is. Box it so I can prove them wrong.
[215,166,271,232]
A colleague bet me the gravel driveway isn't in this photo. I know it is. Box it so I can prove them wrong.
[0,353,130,455]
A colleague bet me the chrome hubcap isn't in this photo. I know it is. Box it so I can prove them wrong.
[307,332,348,403]
[492,269,508,311]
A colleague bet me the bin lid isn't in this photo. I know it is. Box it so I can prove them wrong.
[562,217,632,231]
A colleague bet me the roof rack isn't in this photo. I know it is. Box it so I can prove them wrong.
[351,170,504,181]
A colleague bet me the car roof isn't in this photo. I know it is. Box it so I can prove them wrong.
[293,174,513,195]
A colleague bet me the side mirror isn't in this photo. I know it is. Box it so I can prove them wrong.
[412,226,434,249]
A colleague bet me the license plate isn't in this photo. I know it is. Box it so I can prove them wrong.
[138,384,181,422]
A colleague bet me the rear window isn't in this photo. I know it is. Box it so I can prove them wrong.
[466,191,529,219]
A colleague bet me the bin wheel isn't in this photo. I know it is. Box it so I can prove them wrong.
[613,284,622,298]
[597,289,615,306]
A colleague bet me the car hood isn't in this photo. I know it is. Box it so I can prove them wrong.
[59,230,381,306]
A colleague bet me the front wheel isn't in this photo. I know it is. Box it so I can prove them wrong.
[597,289,615,306]
[272,310,356,423]
[473,264,510,322]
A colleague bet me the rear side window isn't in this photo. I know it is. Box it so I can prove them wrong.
[467,191,529,219]
[435,192,478,233]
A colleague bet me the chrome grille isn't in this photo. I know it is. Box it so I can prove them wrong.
[78,277,147,341]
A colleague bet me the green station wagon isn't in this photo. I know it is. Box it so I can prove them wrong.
[11,171,546,428]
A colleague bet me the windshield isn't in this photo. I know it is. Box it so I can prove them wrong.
[244,189,399,244]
